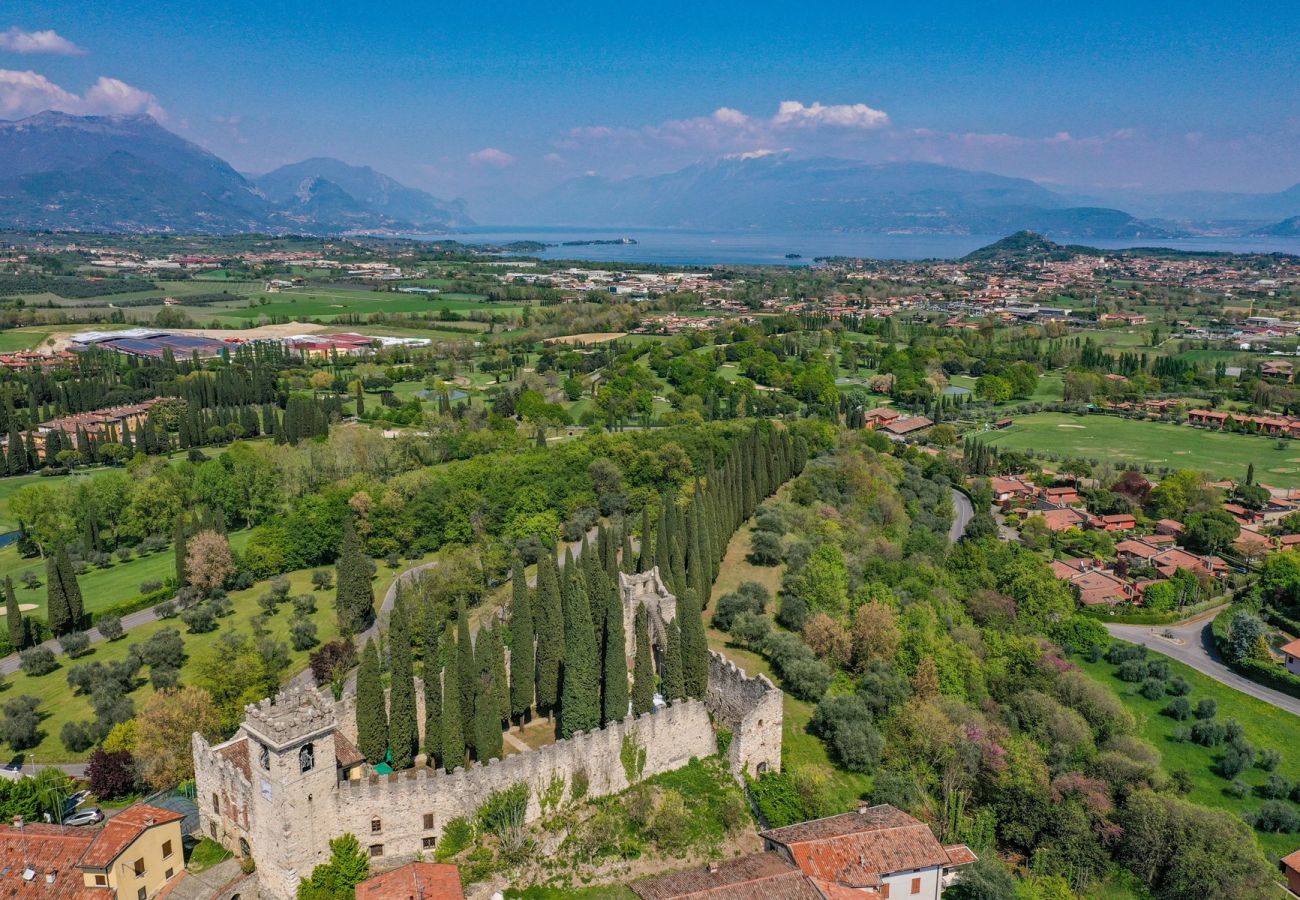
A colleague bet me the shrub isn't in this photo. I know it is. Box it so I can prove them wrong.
[809,695,883,772]
[290,617,319,652]
[114,548,133,564]
[1194,698,1217,720]
[97,615,124,641]
[1166,675,1191,696]
[1117,660,1148,683]
[434,816,476,863]
[59,631,91,658]
[134,628,185,670]
[776,595,809,632]
[1251,800,1300,832]
[1139,678,1165,700]
[311,570,334,592]
[19,646,57,676]
[1220,742,1255,778]
[1260,773,1291,799]
[712,583,769,631]
[754,511,785,535]
[1145,658,1170,681]
[269,576,291,603]
[292,594,317,616]
[60,721,96,753]
[729,612,770,649]
[1189,720,1227,746]
[747,531,783,566]
[780,656,833,702]
[1170,769,1193,795]
[1164,697,1192,721]
[181,603,217,634]
[1225,778,1251,799]
[1257,748,1283,771]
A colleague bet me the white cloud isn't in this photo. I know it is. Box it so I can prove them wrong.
[771,100,889,129]
[0,69,164,119]
[468,147,514,166]
[711,107,750,126]
[0,27,84,56]
[725,148,788,160]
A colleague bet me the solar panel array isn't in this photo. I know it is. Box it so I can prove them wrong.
[102,333,228,358]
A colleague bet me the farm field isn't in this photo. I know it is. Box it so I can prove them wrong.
[0,328,53,352]
[0,530,252,618]
[1080,647,1300,861]
[973,412,1297,486]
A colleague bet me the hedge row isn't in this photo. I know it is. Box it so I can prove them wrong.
[1210,610,1300,701]
[1082,597,1221,626]
[91,582,177,624]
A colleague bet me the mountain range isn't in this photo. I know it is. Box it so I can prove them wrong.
[0,112,469,234]
[0,112,1296,238]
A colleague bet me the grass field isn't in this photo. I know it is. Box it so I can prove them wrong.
[3,552,428,763]
[0,530,251,618]
[1079,647,1300,861]
[0,472,57,532]
[0,329,52,352]
[973,412,1295,486]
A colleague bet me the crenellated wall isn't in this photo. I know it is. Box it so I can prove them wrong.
[192,732,253,848]
[705,651,783,779]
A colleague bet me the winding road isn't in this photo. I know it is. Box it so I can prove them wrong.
[1105,608,1300,717]
[949,489,974,544]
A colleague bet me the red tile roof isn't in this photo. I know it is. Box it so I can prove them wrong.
[0,825,97,900]
[761,805,973,889]
[356,863,464,900]
[1280,638,1300,659]
[218,737,251,780]
[633,854,821,900]
[334,732,365,769]
[78,805,184,869]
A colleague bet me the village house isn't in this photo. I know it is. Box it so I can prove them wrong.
[990,475,1036,506]
[1050,559,1135,607]
[0,804,184,900]
[1042,486,1082,506]
[632,804,976,899]
[355,862,465,900]
[1281,640,1300,678]
[862,407,901,429]
[880,415,934,440]
[1029,507,1091,533]
[1281,847,1300,896]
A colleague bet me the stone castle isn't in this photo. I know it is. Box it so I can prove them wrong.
[192,566,782,900]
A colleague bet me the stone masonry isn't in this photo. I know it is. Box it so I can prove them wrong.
[192,567,782,900]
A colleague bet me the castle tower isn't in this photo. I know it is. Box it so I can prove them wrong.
[618,567,677,660]
[240,687,341,899]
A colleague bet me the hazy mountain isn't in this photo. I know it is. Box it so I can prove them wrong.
[1062,183,1300,225]
[529,155,1176,238]
[1255,216,1300,237]
[0,111,270,232]
[0,112,469,233]
[255,157,471,228]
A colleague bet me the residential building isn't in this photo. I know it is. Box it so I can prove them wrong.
[0,803,184,900]
[881,416,934,439]
[1282,639,1300,678]
[632,804,975,899]
[355,862,464,900]
[990,476,1036,505]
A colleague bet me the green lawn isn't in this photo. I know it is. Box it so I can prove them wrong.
[3,553,427,763]
[0,472,57,532]
[1079,647,1300,861]
[0,329,52,352]
[974,412,1294,486]
[0,530,251,618]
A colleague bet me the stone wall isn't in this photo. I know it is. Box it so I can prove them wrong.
[331,698,715,861]
[193,732,253,847]
[705,651,783,778]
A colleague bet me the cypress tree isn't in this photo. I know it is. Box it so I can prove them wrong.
[5,576,23,651]
[387,598,418,769]
[601,578,628,725]
[356,639,388,765]
[654,502,672,582]
[483,623,510,725]
[439,632,465,770]
[334,517,375,635]
[558,573,600,739]
[662,617,685,702]
[637,505,652,573]
[534,551,564,716]
[621,527,636,576]
[508,556,535,725]
[584,535,607,645]
[679,588,709,700]
[456,602,476,756]
[631,603,655,716]
[422,630,442,766]
[46,549,72,635]
[474,666,503,763]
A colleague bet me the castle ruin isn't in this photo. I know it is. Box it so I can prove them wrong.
[192,566,781,899]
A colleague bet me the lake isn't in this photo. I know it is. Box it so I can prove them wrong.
[428,227,1300,267]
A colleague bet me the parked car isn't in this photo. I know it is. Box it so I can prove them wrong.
[63,807,103,827]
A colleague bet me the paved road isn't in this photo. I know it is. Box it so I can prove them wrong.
[0,600,173,677]
[1105,609,1300,717]
[949,488,973,544]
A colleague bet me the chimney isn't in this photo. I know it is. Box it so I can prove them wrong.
[45,870,55,884]
[706,862,719,874]
[858,804,870,814]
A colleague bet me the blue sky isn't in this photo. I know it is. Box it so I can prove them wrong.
[1,0,1298,214]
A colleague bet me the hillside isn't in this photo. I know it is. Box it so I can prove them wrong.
[528,155,1176,238]
[0,112,467,234]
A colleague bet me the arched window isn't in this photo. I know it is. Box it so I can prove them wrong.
[238,838,250,857]
[299,743,314,773]
[258,744,270,771]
